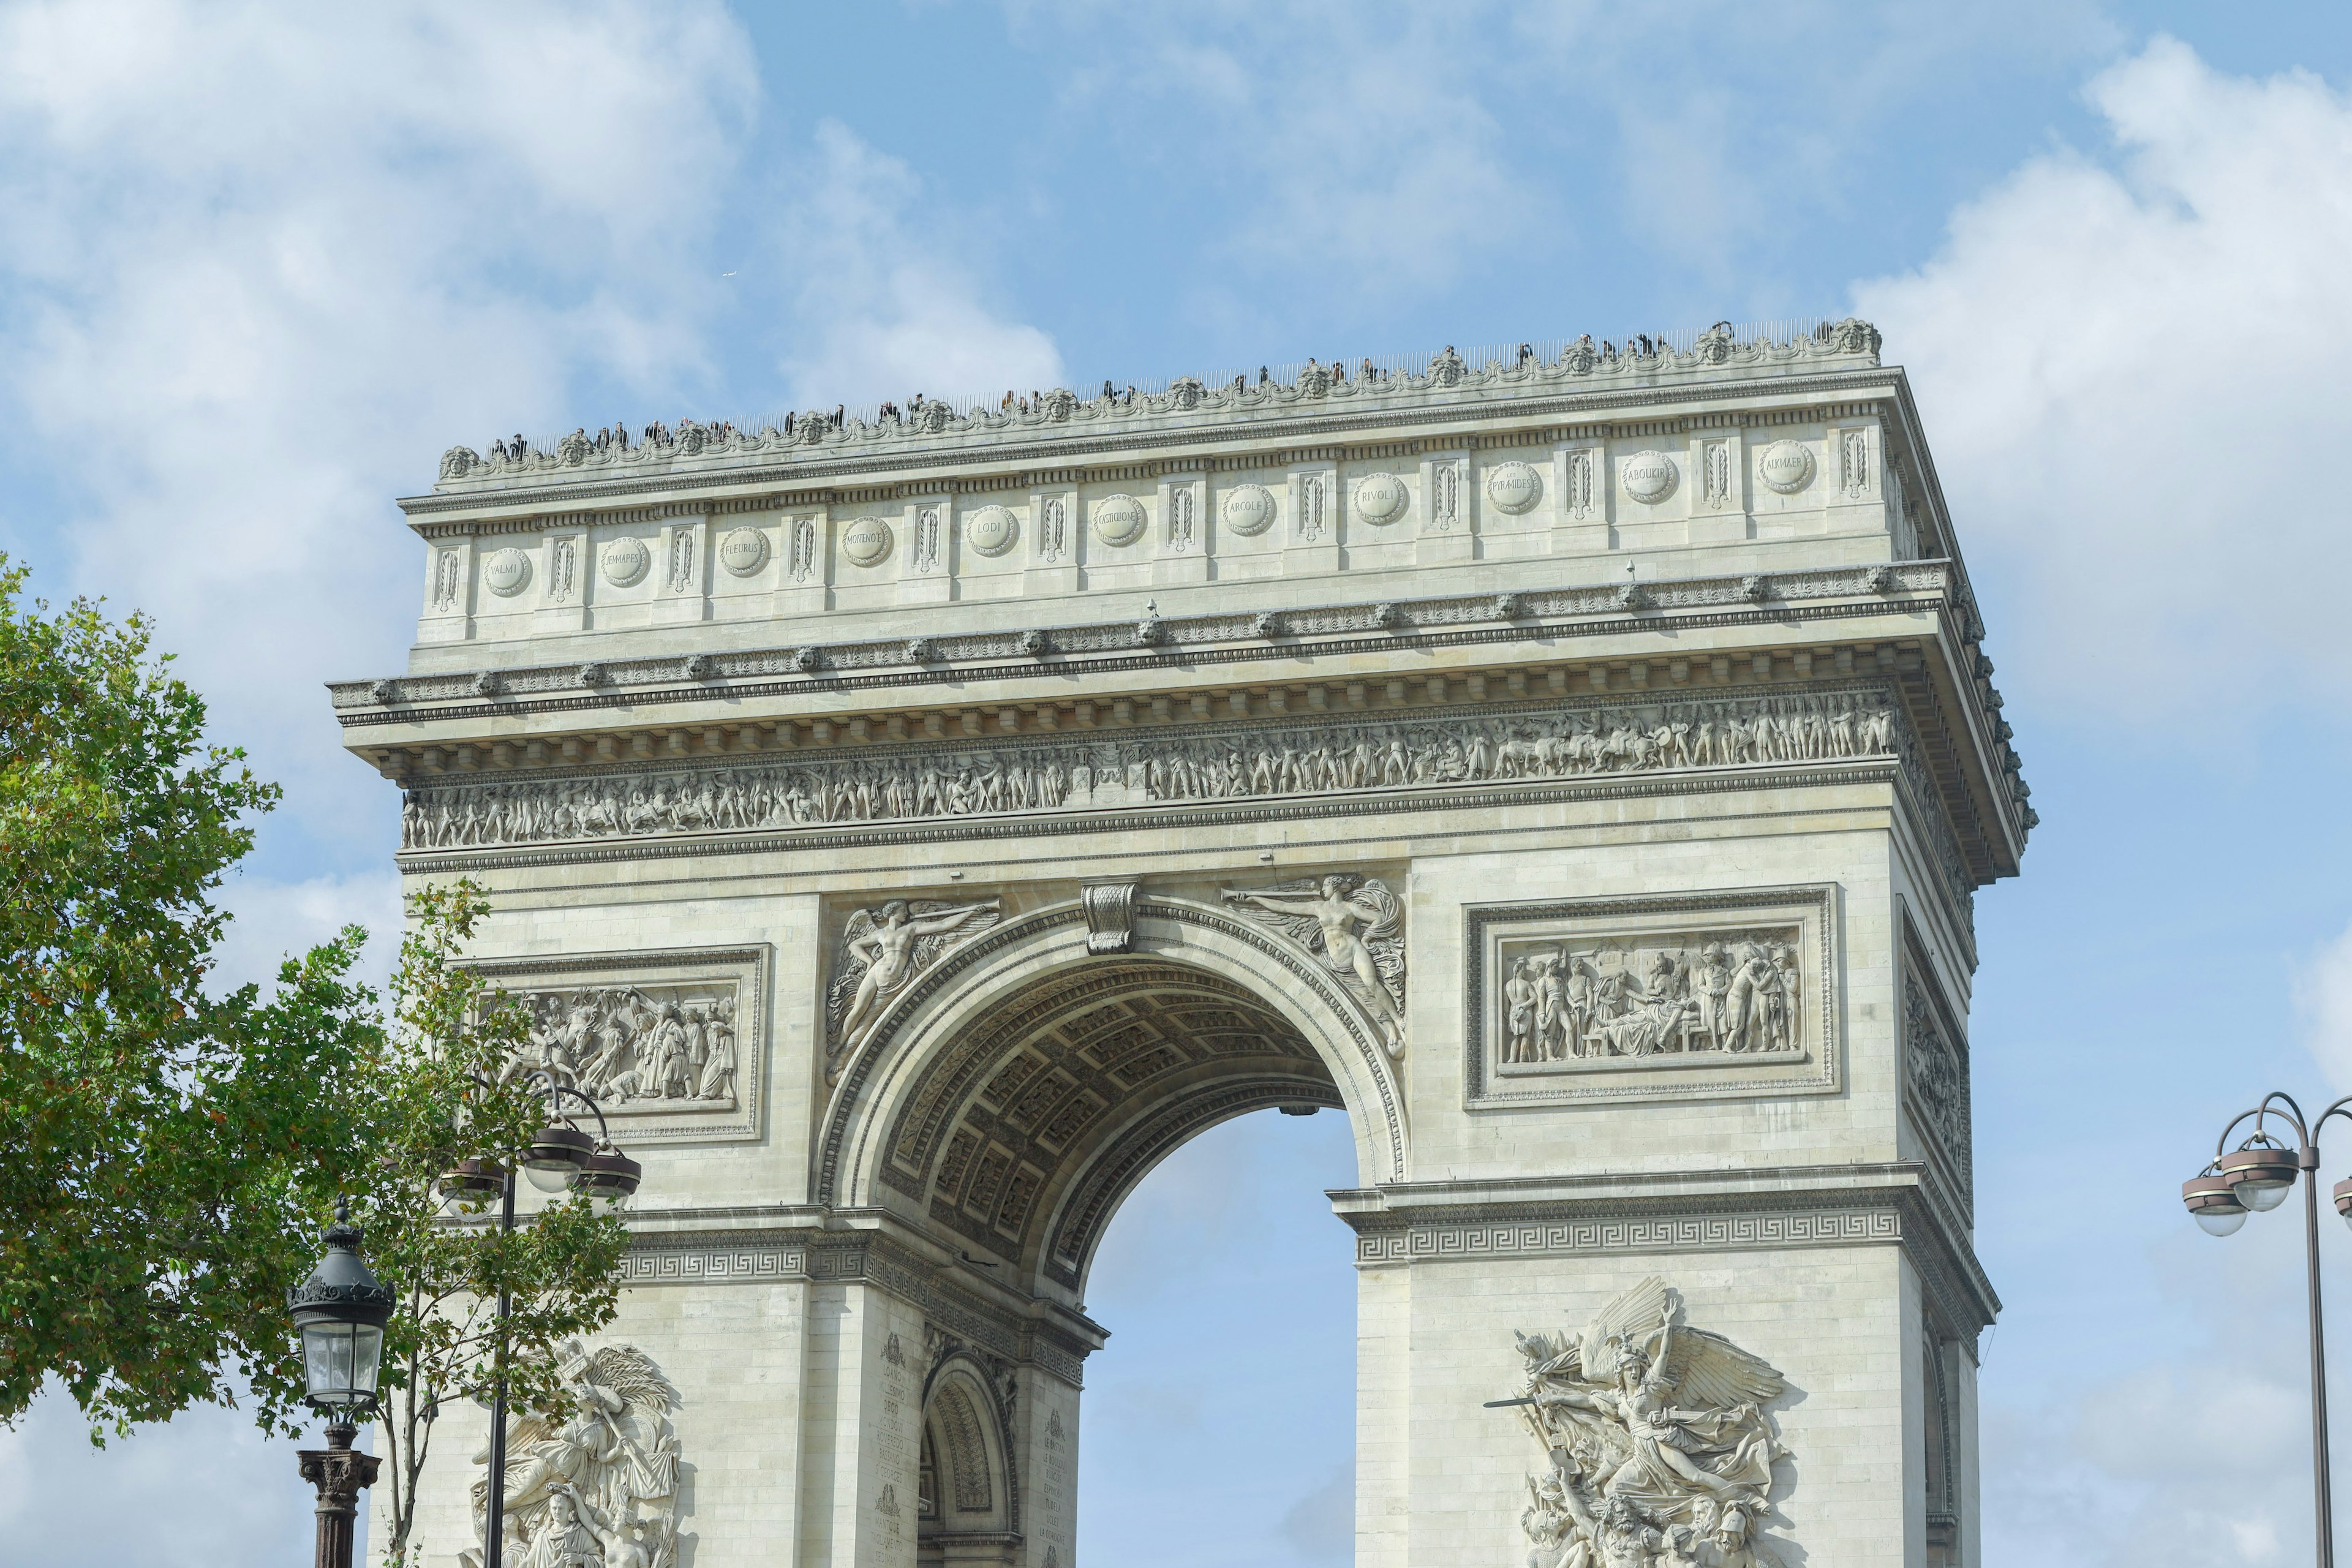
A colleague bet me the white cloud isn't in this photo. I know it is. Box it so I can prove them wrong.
[1855,37,2352,720]
[1033,2,1533,302]
[0,1391,336,1565]
[0,0,756,845]
[2296,917,2352,1091]
[774,121,1064,412]
[208,867,405,998]
[1981,1216,2332,1568]
[0,1,754,1549]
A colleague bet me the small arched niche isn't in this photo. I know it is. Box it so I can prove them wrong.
[918,1359,1016,1566]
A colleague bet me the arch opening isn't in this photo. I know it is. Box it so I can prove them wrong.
[876,956,1343,1296]
[918,1359,1017,1564]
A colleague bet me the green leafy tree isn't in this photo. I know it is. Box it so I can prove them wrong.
[356,882,630,1567]
[0,560,630,1567]
[0,556,376,1431]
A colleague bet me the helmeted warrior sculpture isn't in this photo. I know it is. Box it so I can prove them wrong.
[465,1340,682,1568]
[1496,1277,1789,1568]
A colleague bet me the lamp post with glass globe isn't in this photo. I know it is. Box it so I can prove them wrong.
[437,1072,640,1568]
[289,1202,396,1568]
[2182,1090,2350,1568]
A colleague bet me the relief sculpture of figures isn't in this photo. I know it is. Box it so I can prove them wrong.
[1223,874,1405,1055]
[398,693,1901,856]
[826,898,1003,1071]
[464,1340,682,1568]
[1498,1278,1790,1568]
[507,985,739,1110]
[1499,935,1800,1068]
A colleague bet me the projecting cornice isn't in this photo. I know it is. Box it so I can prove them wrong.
[404,320,1891,510]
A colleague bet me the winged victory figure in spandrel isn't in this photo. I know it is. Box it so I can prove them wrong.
[1222,873,1406,1055]
[1494,1276,1790,1568]
[826,897,1002,1071]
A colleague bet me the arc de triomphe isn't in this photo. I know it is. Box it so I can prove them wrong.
[337,323,2025,1568]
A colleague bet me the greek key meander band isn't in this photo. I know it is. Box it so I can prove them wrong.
[614,1207,1906,1281]
[620,1247,807,1284]
[1351,1208,1902,1264]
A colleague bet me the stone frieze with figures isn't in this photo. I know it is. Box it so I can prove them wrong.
[467,945,768,1144]
[1464,886,1840,1109]
[398,685,1920,857]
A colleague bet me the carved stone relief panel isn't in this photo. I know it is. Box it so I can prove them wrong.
[826,898,1004,1077]
[470,1338,684,1568]
[1428,458,1462,531]
[1901,919,1972,1206]
[1558,448,1600,521]
[1223,874,1404,1055]
[1466,885,1840,1107]
[788,514,820,581]
[465,945,769,1143]
[1500,1277,1793,1568]
[432,546,464,611]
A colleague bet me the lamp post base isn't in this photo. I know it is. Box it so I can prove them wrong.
[298,1423,381,1568]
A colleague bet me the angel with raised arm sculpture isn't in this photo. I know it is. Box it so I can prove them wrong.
[1223,873,1406,1054]
[1495,1277,1789,1568]
[827,898,1002,1064]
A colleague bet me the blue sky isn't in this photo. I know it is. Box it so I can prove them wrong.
[4,3,2352,1564]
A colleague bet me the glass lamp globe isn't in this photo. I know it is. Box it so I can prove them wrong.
[2183,1174,2248,1238]
[2220,1146,2299,1213]
[522,1123,595,1193]
[2239,1179,2293,1213]
[287,1205,395,1414]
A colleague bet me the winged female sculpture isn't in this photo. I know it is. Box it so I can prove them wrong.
[1494,1277,1789,1568]
[824,897,1002,1072]
[1222,873,1406,1055]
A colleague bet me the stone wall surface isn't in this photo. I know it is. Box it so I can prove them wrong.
[353,325,2015,1568]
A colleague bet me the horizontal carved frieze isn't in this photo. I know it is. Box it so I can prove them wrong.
[1466,886,1841,1108]
[398,687,1910,855]
[464,945,769,1143]
[1353,1207,1899,1265]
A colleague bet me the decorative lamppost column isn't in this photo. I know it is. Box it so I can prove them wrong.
[2182,1090,2351,1568]
[289,1204,396,1568]
[437,1076,640,1568]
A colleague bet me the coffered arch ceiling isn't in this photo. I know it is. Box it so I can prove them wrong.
[877,960,1341,1294]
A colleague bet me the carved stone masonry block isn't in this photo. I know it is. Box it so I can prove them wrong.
[1464,885,1841,1108]
[463,944,769,1144]
[1079,880,1139,955]
[1501,1277,1793,1568]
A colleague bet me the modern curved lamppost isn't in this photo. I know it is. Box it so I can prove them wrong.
[437,1072,641,1568]
[2183,1090,2350,1568]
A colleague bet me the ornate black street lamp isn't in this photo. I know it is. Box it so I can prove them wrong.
[289,1203,395,1568]
[2184,1091,2345,1568]
[440,1074,639,1568]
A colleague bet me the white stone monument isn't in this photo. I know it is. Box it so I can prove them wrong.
[340,322,2025,1567]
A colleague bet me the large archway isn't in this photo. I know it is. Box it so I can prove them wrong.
[821,893,1411,1303]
